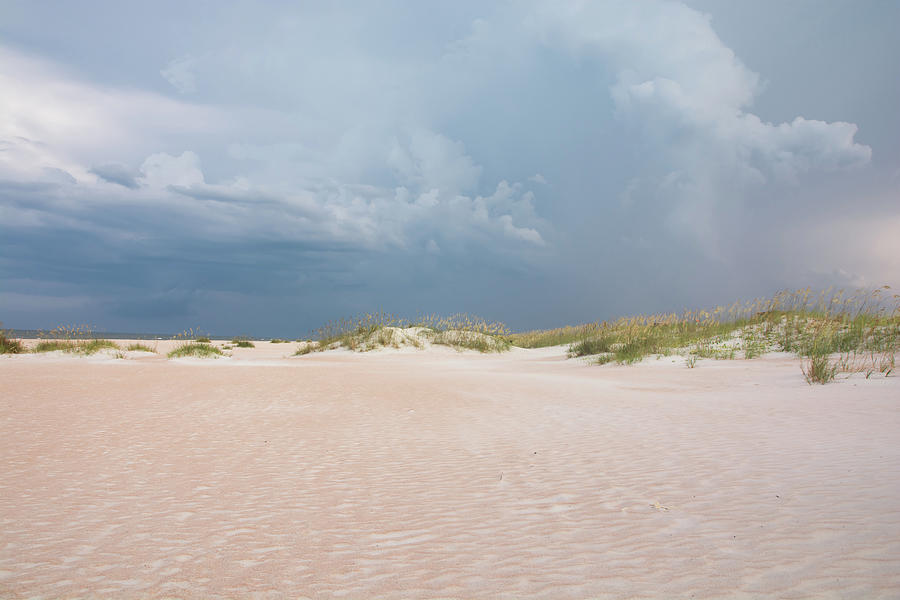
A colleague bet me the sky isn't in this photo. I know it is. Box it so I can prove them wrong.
[1,0,898,337]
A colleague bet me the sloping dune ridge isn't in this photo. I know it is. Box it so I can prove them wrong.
[1,342,899,598]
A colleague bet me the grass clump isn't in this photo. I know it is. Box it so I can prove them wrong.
[33,338,119,355]
[167,342,224,359]
[430,329,511,353]
[294,343,316,356]
[270,338,289,343]
[194,336,211,343]
[0,325,24,354]
[569,336,613,356]
[77,339,120,354]
[231,337,255,348]
[802,354,838,384]
[32,326,120,355]
[34,340,75,352]
[126,343,155,352]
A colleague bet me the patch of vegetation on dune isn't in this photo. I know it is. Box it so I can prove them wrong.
[0,325,24,354]
[508,323,603,349]
[294,342,315,356]
[33,338,120,355]
[126,343,156,353]
[428,329,511,353]
[167,342,224,359]
[231,337,255,348]
[301,313,511,354]
[76,339,121,354]
[33,340,74,353]
[512,287,899,383]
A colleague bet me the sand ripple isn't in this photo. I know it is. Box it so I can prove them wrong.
[1,352,899,598]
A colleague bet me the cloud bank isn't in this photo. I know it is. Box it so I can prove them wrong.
[1,1,895,334]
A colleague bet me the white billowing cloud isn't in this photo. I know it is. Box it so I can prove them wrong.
[746,116,871,179]
[530,0,871,241]
[613,74,871,182]
[152,152,545,251]
[534,0,759,115]
[161,55,199,94]
[0,46,223,184]
[500,214,543,244]
[0,42,545,262]
[0,135,78,184]
[475,180,543,243]
[139,151,205,188]
[388,130,482,195]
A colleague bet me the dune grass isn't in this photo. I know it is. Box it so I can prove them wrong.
[508,323,603,349]
[0,323,24,354]
[802,354,838,384]
[429,329,511,353]
[30,324,113,355]
[512,287,899,383]
[306,312,510,353]
[33,338,120,355]
[270,338,289,343]
[294,343,315,356]
[0,328,24,354]
[15,287,894,385]
[167,342,224,359]
[126,343,156,352]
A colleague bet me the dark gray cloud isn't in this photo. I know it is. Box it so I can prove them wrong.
[1,1,897,336]
[90,164,140,189]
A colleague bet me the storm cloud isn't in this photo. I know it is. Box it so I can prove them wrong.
[1,1,897,336]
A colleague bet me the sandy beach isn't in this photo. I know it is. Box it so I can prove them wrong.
[1,342,899,598]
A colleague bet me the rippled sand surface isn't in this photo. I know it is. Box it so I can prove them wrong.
[2,345,899,598]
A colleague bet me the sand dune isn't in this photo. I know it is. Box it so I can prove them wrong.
[1,345,899,598]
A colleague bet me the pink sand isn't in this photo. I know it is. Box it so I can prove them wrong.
[1,343,899,598]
